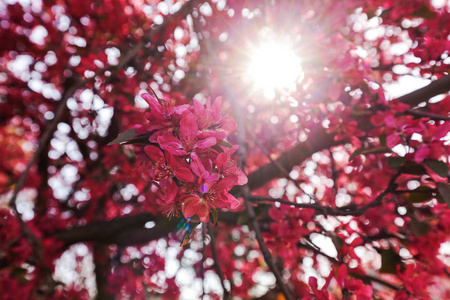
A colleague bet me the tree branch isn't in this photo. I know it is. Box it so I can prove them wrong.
[349,272,400,291]
[54,136,399,247]
[93,244,114,300]
[397,74,450,106]
[405,109,450,121]
[249,170,400,217]
[297,242,401,291]
[57,213,158,245]
[230,95,294,300]
[207,223,232,300]
[231,128,342,196]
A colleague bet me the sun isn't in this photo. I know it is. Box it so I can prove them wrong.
[245,41,303,99]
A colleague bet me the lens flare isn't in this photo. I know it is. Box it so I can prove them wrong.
[246,41,302,98]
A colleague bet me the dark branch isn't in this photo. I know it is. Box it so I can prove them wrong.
[297,242,401,291]
[207,223,232,300]
[231,128,342,196]
[230,94,294,300]
[349,272,401,291]
[397,74,450,106]
[405,109,450,121]
[57,213,158,245]
[249,170,400,217]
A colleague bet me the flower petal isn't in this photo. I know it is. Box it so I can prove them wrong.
[414,145,430,163]
[196,137,217,149]
[213,193,239,209]
[386,134,401,148]
[213,177,237,193]
[183,195,210,222]
[179,110,198,145]
[144,145,164,162]
[190,153,206,177]
[173,167,194,182]
[158,135,185,156]
[141,93,163,113]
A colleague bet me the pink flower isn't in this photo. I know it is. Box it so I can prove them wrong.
[387,134,402,148]
[384,114,397,128]
[182,194,211,223]
[336,265,373,300]
[158,110,217,156]
[308,276,330,300]
[144,145,194,183]
[141,93,175,120]
[181,153,239,222]
[138,93,177,142]
[414,145,430,163]
[215,145,248,186]
[118,93,243,223]
[397,264,431,298]
[155,179,182,218]
[192,97,237,133]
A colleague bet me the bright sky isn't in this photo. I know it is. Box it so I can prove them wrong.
[245,41,303,99]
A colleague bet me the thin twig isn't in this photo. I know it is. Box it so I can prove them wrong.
[349,272,401,291]
[249,195,324,210]
[249,171,400,217]
[244,187,294,300]
[328,149,338,194]
[246,126,318,202]
[201,225,206,300]
[297,242,401,291]
[354,171,401,214]
[444,268,450,279]
[246,127,333,219]
[229,128,343,196]
[405,109,450,121]
[207,223,232,300]
[229,95,294,300]
[297,241,338,262]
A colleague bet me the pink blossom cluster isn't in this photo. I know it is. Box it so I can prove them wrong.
[306,265,373,300]
[370,100,450,164]
[136,93,247,222]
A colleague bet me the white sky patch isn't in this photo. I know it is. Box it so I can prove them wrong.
[250,270,276,298]
[48,164,79,200]
[431,0,448,9]
[10,188,37,220]
[8,55,33,80]
[105,47,120,65]
[383,75,430,100]
[29,25,48,45]
[310,233,338,258]
[391,144,408,157]
[57,15,71,31]
[95,107,113,137]
[54,243,96,297]
[390,42,411,56]
[245,41,303,100]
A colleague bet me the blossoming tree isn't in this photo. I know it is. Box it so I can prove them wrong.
[1,0,450,299]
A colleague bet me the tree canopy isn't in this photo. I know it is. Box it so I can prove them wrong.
[1,0,450,299]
